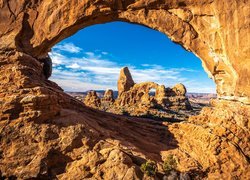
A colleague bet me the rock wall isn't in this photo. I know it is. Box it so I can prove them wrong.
[0,0,249,179]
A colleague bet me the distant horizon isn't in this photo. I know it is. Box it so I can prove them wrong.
[65,89,217,95]
[49,21,216,94]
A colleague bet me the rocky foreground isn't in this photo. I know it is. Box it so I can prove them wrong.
[0,0,249,179]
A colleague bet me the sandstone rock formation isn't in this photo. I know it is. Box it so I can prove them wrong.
[116,70,192,111]
[101,89,115,110]
[172,83,187,96]
[118,67,135,96]
[84,91,101,109]
[0,0,249,103]
[0,0,249,179]
[84,67,192,117]
[102,89,114,103]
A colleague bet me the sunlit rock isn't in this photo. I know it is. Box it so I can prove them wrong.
[0,0,249,179]
[118,67,135,96]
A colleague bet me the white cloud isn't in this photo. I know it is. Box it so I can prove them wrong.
[67,63,81,69]
[53,43,82,53]
[49,51,65,66]
[51,78,115,92]
[49,46,216,93]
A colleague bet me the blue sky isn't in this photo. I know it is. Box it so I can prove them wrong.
[49,21,216,93]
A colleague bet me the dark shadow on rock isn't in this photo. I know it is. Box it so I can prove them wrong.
[39,104,180,162]
[38,149,73,179]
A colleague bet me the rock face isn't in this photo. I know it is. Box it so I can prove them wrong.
[118,67,135,96]
[172,83,187,96]
[0,0,249,179]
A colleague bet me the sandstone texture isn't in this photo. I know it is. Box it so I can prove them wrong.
[118,67,135,96]
[84,91,101,109]
[0,0,249,179]
[101,89,114,104]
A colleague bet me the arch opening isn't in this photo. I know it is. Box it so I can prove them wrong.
[49,21,216,121]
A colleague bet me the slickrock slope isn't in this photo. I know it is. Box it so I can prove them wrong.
[0,0,249,179]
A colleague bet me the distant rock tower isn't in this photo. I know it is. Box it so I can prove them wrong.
[117,67,135,96]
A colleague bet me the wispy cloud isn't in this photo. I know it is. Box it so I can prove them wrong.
[49,43,216,93]
[53,43,82,53]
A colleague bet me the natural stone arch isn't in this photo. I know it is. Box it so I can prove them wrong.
[0,1,249,179]
[0,0,249,103]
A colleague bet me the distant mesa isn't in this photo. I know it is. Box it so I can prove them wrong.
[83,67,192,120]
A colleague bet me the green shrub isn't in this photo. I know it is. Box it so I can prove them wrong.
[163,154,177,174]
[140,160,157,176]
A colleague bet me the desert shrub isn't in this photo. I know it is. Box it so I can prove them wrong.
[163,154,177,174]
[140,160,157,176]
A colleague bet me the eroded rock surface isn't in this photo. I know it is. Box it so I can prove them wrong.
[0,0,249,179]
